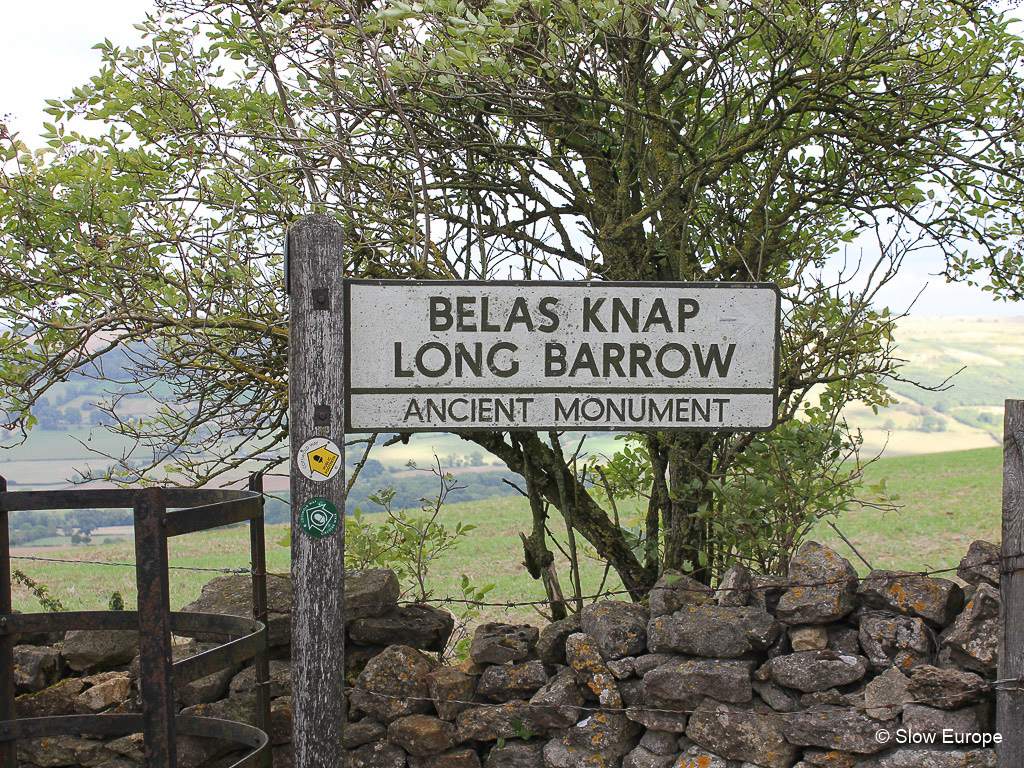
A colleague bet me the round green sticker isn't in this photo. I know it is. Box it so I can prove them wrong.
[298,497,339,538]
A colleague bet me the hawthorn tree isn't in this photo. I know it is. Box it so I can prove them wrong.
[2,0,1023,594]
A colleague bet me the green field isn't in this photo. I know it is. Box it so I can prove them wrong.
[9,446,1006,626]
[848,316,1024,456]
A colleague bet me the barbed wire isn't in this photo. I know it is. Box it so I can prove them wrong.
[262,553,1014,615]
[9,554,250,575]
[7,552,1016,615]
[341,674,1022,724]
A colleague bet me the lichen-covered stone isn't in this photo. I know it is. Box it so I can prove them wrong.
[648,571,714,617]
[864,666,909,719]
[566,632,623,709]
[536,612,583,665]
[906,665,988,710]
[273,745,294,768]
[632,654,677,677]
[716,563,755,607]
[469,623,538,665]
[858,611,934,672]
[753,680,801,712]
[16,734,117,767]
[476,660,548,703]
[638,730,679,755]
[780,705,897,754]
[408,747,482,768]
[776,542,859,625]
[751,575,790,614]
[790,625,829,652]
[387,714,459,757]
[179,573,292,647]
[685,698,799,768]
[178,697,259,768]
[857,571,964,628]
[606,657,635,680]
[13,645,65,692]
[673,745,730,768]
[624,705,689,733]
[455,701,533,742]
[105,733,146,763]
[483,739,544,768]
[855,748,997,768]
[647,604,780,657]
[827,626,862,656]
[957,541,1000,587]
[346,569,402,619]
[569,710,642,751]
[802,749,860,767]
[344,740,407,768]
[15,678,85,718]
[62,629,138,671]
[582,601,649,660]
[343,719,388,749]
[529,668,585,730]
[74,674,130,713]
[427,667,478,721]
[767,651,868,693]
[230,660,293,700]
[643,658,755,704]
[799,687,859,708]
[347,645,389,674]
[271,696,293,745]
[349,604,455,653]
[622,745,678,768]
[543,729,638,768]
[901,702,990,736]
[942,583,999,675]
[350,645,437,723]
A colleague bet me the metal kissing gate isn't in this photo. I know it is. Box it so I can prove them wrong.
[0,475,272,768]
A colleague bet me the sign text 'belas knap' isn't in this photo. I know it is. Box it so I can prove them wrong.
[344,281,780,431]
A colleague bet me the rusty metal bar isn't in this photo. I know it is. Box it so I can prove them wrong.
[1,610,138,635]
[249,472,272,768]
[1,483,272,767]
[134,487,176,768]
[173,621,266,687]
[1,713,269,767]
[0,487,260,513]
[176,715,270,765]
[162,493,263,538]
[1,713,144,740]
[170,611,263,637]
[0,474,13,768]
[0,488,137,512]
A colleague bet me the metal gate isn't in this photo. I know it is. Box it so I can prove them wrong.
[0,474,272,768]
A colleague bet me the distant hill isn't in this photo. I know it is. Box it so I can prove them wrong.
[3,317,1022,493]
[846,316,1024,457]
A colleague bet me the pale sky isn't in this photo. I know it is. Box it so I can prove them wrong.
[1,0,1021,318]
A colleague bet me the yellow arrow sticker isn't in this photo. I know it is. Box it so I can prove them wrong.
[297,437,343,481]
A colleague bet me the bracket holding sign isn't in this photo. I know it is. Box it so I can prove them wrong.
[287,215,782,765]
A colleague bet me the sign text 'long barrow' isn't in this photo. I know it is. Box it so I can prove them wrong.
[344,281,780,431]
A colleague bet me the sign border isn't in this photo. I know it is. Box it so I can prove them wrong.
[342,279,781,434]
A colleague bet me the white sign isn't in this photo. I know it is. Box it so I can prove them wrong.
[344,281,780,431]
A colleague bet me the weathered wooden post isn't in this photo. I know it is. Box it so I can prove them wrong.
[1000,399,1024,766]
[134,487,175,767]
[287,215,347,766]
[0,475,13,768]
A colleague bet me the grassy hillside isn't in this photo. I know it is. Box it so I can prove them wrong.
[848,316,1023,456]
[10,446,1005,625]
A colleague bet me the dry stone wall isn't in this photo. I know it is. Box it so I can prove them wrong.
[9,541,1003,768]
